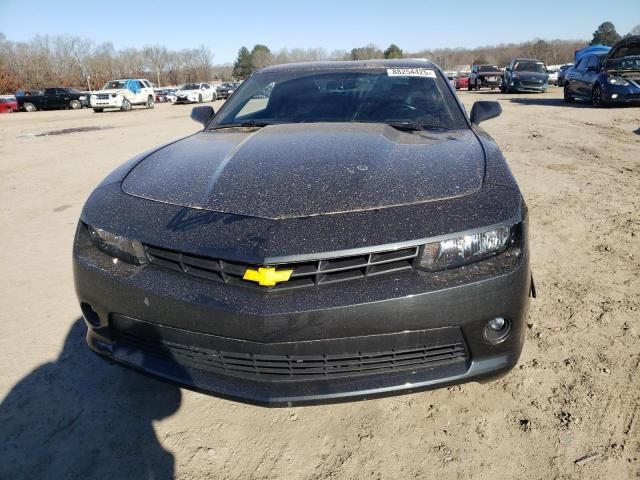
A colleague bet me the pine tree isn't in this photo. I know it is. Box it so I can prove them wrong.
[233,47,252,79]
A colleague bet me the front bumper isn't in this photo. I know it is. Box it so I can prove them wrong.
[73,222,532,406]
[509,80,547,92]
[90,96,124,108]
[601,82,640,104]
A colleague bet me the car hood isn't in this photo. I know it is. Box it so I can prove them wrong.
[176,89,200,95]
[93,89,128,95]
[515,71,548,81]
[121,123,485,220]
[606,35,640,60]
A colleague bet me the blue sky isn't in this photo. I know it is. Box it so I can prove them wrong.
[1,0,638,64]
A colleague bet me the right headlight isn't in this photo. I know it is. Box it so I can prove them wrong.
[87,225,147,265]
[608,77,629,86]
[418,226,513,271]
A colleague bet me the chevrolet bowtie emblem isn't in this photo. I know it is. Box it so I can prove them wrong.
[243,266,293,287]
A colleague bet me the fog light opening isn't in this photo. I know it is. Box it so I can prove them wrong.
[611,93,618,99]
[483,317,511,344]
[81,302,101,327]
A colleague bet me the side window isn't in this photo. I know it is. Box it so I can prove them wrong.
[44,88,57,95]
[136,81,145,89]
[587,56,599,70]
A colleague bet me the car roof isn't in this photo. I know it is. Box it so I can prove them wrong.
[258,59,438,74]
[513,58,544,62]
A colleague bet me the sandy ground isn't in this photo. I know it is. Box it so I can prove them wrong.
[0,90,638,480]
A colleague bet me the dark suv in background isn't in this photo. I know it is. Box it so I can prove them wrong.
[564,35,640,107]
[501,58,549,93]
[468,64,502,90]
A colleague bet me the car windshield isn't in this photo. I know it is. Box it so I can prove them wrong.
[181,83,200,90]
[478,65,500,72]
[211,67,468,131]
[67,88,81,94]
[0,97,14,103]
[607,56,640,71]
[514,62,546,73]
[103,80,127,89]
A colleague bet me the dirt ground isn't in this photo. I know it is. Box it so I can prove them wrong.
[1,89,638,480]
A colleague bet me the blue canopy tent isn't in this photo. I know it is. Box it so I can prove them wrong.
[575,45,611,62]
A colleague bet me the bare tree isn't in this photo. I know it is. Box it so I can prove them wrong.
[143,45,168,87]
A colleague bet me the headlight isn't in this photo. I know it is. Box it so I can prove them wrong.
[418,226,513,271]
[79,95,86,100]
[87,225,147,265]
[90,94,96,99]
[608,77,629,86]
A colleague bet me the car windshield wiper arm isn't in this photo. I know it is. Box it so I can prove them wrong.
[211,120,270,130]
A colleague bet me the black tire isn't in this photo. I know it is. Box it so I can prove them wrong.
[476,81,482,91]
[24,102,36,112]
[563,84,575,103]
[467,82,472,91]
[69,100,81,109]
[198,94,203,103]
[211,91,217,101]
[591,84,604,108]
[146,96,154,109]
[121,98,131,111]
[93,108,103,113]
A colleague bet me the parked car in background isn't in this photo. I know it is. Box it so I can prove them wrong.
[454,74,469,90]
[90,79,155,112]
[556,64,573,87]
[154,89,176,103]
[0,95,18,113]
[564,35,640,107]
[215,83,237,99]
[547,68,559,86]
[501,58,549,93]
[468,64,502,90]
[175,83,216,103]
[17,87,88,112]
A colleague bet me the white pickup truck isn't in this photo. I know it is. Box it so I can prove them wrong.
[90,79,155,112]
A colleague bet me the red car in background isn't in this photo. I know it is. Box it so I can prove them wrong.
[0,95,18,113]
[455,75,469,90]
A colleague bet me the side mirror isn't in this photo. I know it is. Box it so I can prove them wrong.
[191,105,215,126]
[470,101,502,125]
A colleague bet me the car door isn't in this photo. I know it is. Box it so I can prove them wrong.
[567,58,586,97]
[580,55,599,97]
[57,88,71,108]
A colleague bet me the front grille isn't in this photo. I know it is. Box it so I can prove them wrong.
[114,329,468,380]
[97,93,109,100]
[145,244,420,290]
[522,80,542,87]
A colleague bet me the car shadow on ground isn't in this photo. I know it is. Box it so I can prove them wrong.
[0,319,182,480]
[634,127,640,136]
[508,97,590,108]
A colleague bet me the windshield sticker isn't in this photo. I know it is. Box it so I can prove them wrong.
[387,68,436,78]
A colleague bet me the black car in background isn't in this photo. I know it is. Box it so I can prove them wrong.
[564,35,640,107]
[468,64,503,90]
[216,82,237,99]
[501,58,549,93]
[17,87,88,112]
[73,59,532,406]
[556,64,573,87]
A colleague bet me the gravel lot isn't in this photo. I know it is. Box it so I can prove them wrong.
[1,90,638,480]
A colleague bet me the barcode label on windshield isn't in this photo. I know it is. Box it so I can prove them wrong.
[387,68,436,78]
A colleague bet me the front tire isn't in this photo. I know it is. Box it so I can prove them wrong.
[591,84,604,108]
[70,100,81,109]
[198,94,203,103]
[121,98,131,112]
[24,103,36,112]
[146,96,154,109]
[93,108,103,113]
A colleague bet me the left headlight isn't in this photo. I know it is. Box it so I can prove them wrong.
[418,226,513,271]
[87,225,147,265]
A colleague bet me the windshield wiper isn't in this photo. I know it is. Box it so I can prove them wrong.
[211,120,270,130]
[385,120,423,131]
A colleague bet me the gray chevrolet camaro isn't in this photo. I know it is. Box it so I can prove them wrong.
[74,59,533,406]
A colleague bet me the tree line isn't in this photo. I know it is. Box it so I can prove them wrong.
[1,22,637,93]
[0,33,216,93]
